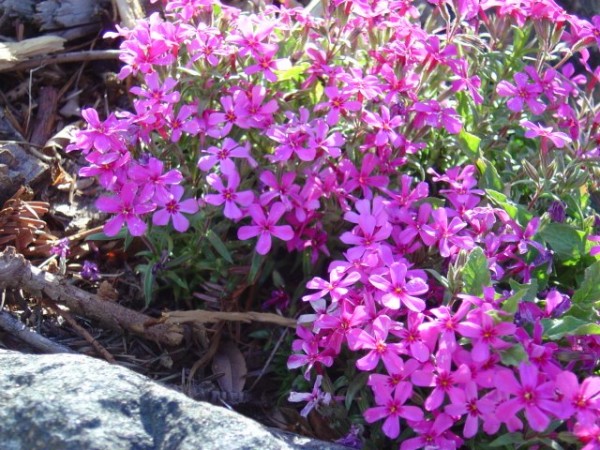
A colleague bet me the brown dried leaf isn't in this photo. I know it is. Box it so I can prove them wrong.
[44,123,81,153]
[96,281,118,301]
[212,341,247,394]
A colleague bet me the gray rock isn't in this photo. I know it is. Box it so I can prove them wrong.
[0,350,349,450]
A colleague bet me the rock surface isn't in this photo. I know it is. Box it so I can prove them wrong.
[0,350,349,450]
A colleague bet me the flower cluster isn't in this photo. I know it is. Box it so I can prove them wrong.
[67,0,600,447]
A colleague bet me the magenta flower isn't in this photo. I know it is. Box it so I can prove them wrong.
[208,95,247,138]
[128,156,183,204]
[244,46,290,82]
[589,235,600,256]
[391,312,435,362]
[67,108,128,154]
[96,182,155,236]
[363,105,404,146]
[340,211,393,259]
[165,104,200,142]
[287,337,334,379]
[237,202,294,255]
[364,382,424,439]
[152,185,199,232]
[188,29,223,66]
[259,170,298,209]
[227,15,277,57]
[496,72,546,115]
[338,68,382,101]
[445,381,499,438]
[521,120,572,151]
[412,100,462,134]
[306,119,345,158]
[235,85,279,129]
[347,315,405,374]
[303,268,361,302]
[79,151,130,190]
[450,58,483,104]
[205,169,254,220]
[555,371,600,425]
[494,363,560,432]
[411,353,471,411]
[421,207,474,258]
[288,375,332,418]
[314,85,362,126]
[456,308,516,362]
[399,413,458,450]
[198,138,254,173]
[344,153,389,199]
[369,262,428,312]
[130,71,180,108]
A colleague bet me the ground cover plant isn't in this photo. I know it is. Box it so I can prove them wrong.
[67,0,600,448]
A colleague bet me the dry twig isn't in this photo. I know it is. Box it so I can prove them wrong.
[165,310,297,329]
[0,247,184,346]
[0,309,75,354]
[42,297,116,363]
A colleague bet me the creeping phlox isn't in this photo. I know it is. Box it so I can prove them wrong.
[68,0,600,447]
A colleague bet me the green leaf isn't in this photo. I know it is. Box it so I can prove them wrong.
[272,270,285,288]
[85,228,128,241]
[485,189,533,225]
[572,261,600,306]
[489,432,524,447]
[206,229,233,263]
[309,80,324,104]
[503,279,538,314]
[141,264,155,307]
[499,345,527,366]
[508,279,539,302]
[538,223,585,262]
[476,158,503,191]
[275,62,310,81]
[542,316,600,340]
[345,371,369,410]
[458,130,481,157]
[248,251,264,283]
[165,272,188,290]
[461,247,491,296]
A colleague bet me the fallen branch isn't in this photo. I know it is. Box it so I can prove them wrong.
[0,309,75,354]
[0,35,66,71]
[0,247,183,346]
[0,49,120,73]
[165,309,297,329]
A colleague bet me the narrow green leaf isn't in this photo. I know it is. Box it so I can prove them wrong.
[165,272,188,290]
[142,265,155,307]
[248,251,264,283]
[345,372,369,410]
[206,229,233,263]
[461,247,491,296]
[489,432,524,447]
[85,228,128,241]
